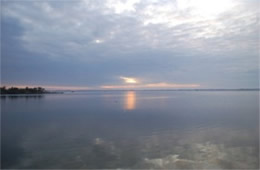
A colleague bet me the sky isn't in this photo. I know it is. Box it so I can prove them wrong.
[1,0,259,90]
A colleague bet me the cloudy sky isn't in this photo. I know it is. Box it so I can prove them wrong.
[1,0,259,89]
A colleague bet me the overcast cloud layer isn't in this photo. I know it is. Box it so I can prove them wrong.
[1,0,259,89]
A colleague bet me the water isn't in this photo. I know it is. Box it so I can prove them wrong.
[1,91,259,169]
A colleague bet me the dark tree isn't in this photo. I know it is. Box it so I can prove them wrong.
[0,86,46,94]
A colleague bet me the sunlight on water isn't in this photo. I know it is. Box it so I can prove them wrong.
[124,91,136,110]
[1,91,259,169]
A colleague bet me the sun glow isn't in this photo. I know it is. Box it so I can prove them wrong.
[124,91,136,110]
[120,76,138,84]
[100,82,200,89]
[177,0,235,17]
[94,39,104,44]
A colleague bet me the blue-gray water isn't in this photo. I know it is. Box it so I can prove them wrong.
[1,91,259,169]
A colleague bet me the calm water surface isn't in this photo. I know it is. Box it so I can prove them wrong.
[1,91,259,169]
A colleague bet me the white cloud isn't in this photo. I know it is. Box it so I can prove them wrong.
[2,0,258,58]
[106,0,141,14]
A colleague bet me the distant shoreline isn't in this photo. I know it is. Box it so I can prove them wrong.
[58,88,260,92]
[0,86,63,95]
[1,86,259,95]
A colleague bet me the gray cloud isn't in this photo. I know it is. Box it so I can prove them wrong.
[1,0,259,88]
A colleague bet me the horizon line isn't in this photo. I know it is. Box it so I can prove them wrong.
[1,85,259,91]
[1,86,259,92]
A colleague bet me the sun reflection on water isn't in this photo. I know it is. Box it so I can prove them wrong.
[124,91,136,110]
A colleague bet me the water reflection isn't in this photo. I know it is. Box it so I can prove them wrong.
[1,95,44,100]
[124,91,136,110]
[1,91,259,169]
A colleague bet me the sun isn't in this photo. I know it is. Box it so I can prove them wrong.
[120,76,138,84]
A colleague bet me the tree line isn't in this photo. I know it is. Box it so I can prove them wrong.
[0,86,46,94]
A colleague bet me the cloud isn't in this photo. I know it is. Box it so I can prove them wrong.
[1,0,259,88]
